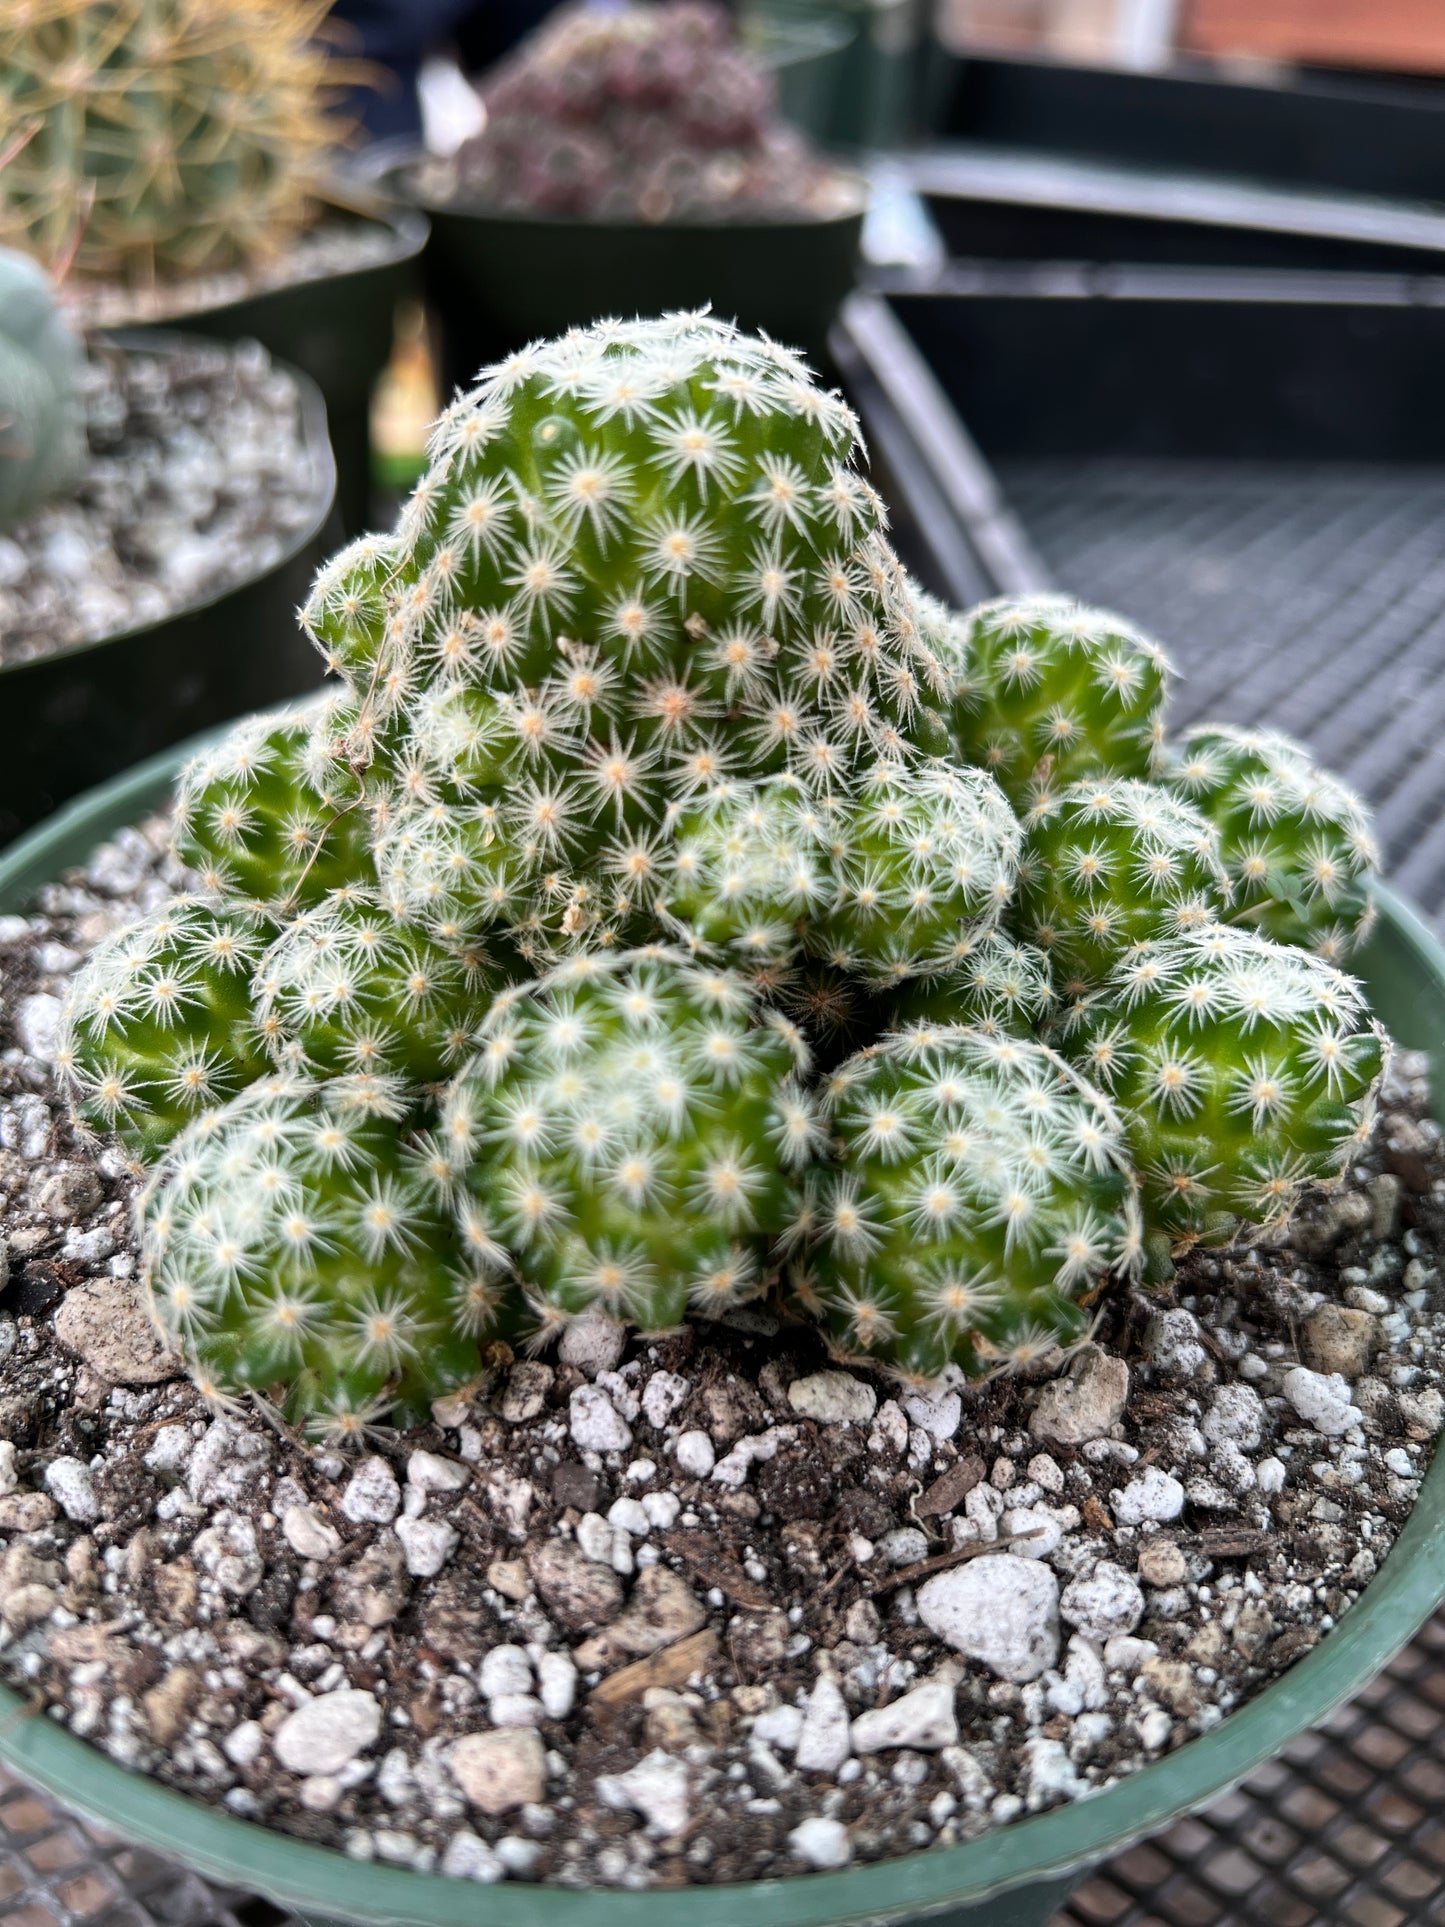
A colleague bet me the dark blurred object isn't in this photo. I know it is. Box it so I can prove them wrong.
[328,0,484,139]
[923,52,1445,202]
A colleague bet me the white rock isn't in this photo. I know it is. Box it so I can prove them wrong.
[1029,1345,1129,1444]
[672,1430,715,1478]
[1001,1505,1065,1560]
[496,1837,540,1876]
[1136,1706,1174,1750]
[608,1496,651,1537]
[480,1646,533,1702]
[450,1729,547,1815]
[710,1426,793,1489]
[1112,1467,1186,1526]
[537,1650,577,1720]
[395,1515,460,1577]
[1146,1309,1209,1380]
[1256,1456,1287,1496]
[877,1526,928,1567]
[752,1703,803,1752]
[1201,1384,1265,1450]
[222,1721,265,1768]
[788,1816,852,1869]
[788,1370,877,1426]
[1060,1562,1145,1641]
[283,1504,341,1562]
[642,1490,681,1530]
[942,1745,994,1810]
[1283,1366,1356,1438]
[341,1456,401,1524]
[917,1555,1060,1683]
[597,1749,690,1836]
[870,1400,909,1455]
[641,1370,691,1429]
[192,1516,264,1596]
[1047,1635,1110,1716]
[558,1307,627,1379]
[0,1441,15,1496]
[16,993,61,1063]
[407,1450,469,1493]
[1022,1736,1089,1809]
[440,1830,505,1883]
[489,1695,543,1728]
[1104,1634,1158,1673]
[188,1420,271,1507]
[43,1456,99,1523]
[569,1384,634,1453]
[903,1386,962,1441]
[851,1680,958,1753]
[274,1690,382,1776]
[576,1512,618,1563]
[795,1674,853,1772]
[55,1276,177,1387]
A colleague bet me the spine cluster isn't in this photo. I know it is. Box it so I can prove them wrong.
[54,311,1389,1428]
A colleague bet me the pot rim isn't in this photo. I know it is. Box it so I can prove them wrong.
[0,335,336,683]
[0,745,1441,1924]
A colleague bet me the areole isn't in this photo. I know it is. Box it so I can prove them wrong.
[0,741,1443,1927]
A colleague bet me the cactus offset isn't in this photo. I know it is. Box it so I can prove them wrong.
[792,1024,1141,1381]
[1165,724,1378,962]
[1057,924,1384,1249]
[0,0,351,287]
[0,245,84,527]
[172,696,370,913]
[139,1075,504,1437]
[892,930,1054,1037]
[56,897,272,1161]
[442,950,819,1337]
[943,596,1173,813]
[1016,777,1228,995]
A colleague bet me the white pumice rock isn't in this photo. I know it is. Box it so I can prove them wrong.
[902,1385,963,1441]
[642,1490,681,1530]
[0,1441,15,1496]
[1105,1634,1159,1672]
[1023,1736,1089,1809]
[576,1512,617,1564]
[480,1647,533,1702]
[406,1450,469,1493]
[795,1674,853,1772]
[1283,1366,1357,1438]
[917,1555,1060,1682]
[489,1694,543,1729]
[1201,1383,1265,1450]
[877,1526,928,1567]
[596,1749,691,1836]
[1146,1308,1210,1381]
[536,1651,577,1720]
[222,1721,265,1768]
[1060,1563,1145,1641]
[1112,1468,1186,1526]
[711,1426,795,1488]
[440,1830,505,1883]
[607,1496,651,1536]
[870,1400,909,1456]
[43,1456,98,1524]
[568,1384,633,1453]
[282,1505,341,1562]
[274,1690,382,1776]
[788,1816,853,1869]
[641,1370,691,1429]
[395,1515,460,1578]
[341,1456,402,1525]
[851,1680,958,1753]
[1001,1506,1065,1560]
[16,992,61,1062]
[671,1430,715,1478]
[558,1307,627,1379]
[752,1703,804,1752]
[787,1370,877,1426]
[192,1516,264,1596]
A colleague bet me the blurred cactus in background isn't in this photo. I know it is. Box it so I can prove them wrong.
[0,243,84,527]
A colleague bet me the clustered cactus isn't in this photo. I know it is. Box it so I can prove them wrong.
[55,312,1387,1437]
[0,0,351,288]
[0,244,84,528]
[430,1,851,224]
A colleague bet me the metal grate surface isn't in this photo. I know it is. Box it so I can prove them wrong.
[997,457,1445,925]
[3,1619,1445,1925]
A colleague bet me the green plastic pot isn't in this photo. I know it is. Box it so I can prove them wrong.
[0,340,335,851]
[1,742,1444,1927]
[394,171,865,387]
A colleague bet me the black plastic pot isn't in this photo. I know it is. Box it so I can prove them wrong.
[398,173,864,384]
[0,335,336,849]
[909,146,1445,275]
[130,207,428,536]
[921,50,1445,203]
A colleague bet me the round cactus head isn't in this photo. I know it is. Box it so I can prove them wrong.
[56,897,273,1162]
[139,1074,506,1438]
[793,1025,1142,1381]
[946,596,1174,812]
[1165,724,1378,962]
[0,245,84,529]
[172,696,370,913]
[318,311,947,955]
[1058,924,1385,1248]
[892,930,1055,1038]
[253,890,522,1086]
[1016,777,1229,995]
[442,948,821,1338]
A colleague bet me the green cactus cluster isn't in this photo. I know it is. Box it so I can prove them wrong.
[0,244,84,529]
[0,0,352,290]
[54,312,1390,1428]
[1163,723,1378,963]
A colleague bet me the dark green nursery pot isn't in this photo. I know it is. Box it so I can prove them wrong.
[1,744,1443,1927]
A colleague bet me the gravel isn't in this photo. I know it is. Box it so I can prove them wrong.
[0,339,323,666]
[1,823,1444,1891]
